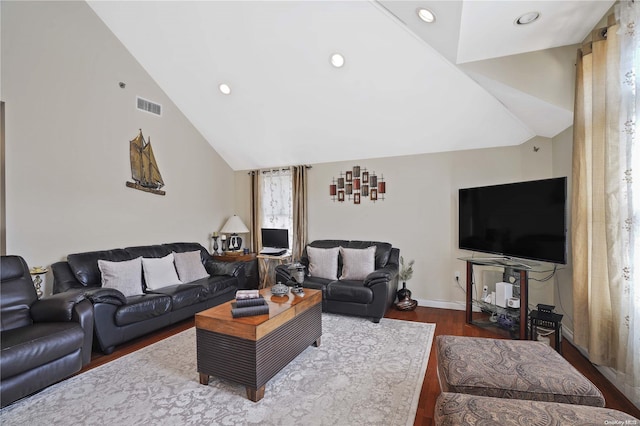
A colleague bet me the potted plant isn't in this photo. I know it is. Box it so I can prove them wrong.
[397,256,415,301]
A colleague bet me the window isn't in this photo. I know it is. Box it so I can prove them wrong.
[260,169,293,249]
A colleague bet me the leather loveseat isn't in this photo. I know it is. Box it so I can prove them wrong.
[1,255,94,408]
[275,240,399,322]
[52,242,245,354]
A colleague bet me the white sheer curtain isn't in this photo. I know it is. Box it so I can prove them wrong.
[260,168,293,249]
[614,0,639,405]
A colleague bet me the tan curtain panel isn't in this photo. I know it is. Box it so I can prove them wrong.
[249,170,261,253]
[572,26,617,365]
[291,166,308,260]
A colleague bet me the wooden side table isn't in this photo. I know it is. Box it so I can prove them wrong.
[212,252,258,289]
[257,253,292,289]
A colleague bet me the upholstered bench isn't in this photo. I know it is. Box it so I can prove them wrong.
[434,392,638,425]
[436,335,605,406]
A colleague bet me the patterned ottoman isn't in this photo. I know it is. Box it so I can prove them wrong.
[435,392,639,425]
[436,335,605,406]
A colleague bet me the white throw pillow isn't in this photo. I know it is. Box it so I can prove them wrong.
[98,257,143,297]
[142,253,182,290]
[339,246,376,281]
[173,250,209,283]
[307,246,340,280]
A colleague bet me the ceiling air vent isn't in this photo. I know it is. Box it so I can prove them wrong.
[136,96,162,116]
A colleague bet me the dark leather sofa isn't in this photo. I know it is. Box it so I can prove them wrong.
[52,242,245,354]
[275,240,399,322]
[1,255,94,408]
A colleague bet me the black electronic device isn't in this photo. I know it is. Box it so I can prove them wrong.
[260,228,289,255]
[459,177,567,264]
[537,304,556,314]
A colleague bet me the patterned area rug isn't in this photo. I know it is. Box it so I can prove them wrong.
[0,314,435,425]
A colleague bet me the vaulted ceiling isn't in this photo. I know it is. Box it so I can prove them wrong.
[87,1,613,171]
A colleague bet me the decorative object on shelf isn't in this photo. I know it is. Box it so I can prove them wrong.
[220,234,227,252]
[220,215,249,251]
[212,232,220,254]
[330,166,387,204]
[29,266,48,299]
[271,282,289,296]
[125,129,166,196]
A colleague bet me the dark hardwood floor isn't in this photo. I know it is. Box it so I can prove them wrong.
[80,306,640,424]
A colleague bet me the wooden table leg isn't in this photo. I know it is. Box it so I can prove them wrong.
[246,385,265,402]
[313,336,321,347]
[199,373,209,385]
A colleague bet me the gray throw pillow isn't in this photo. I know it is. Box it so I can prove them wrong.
[142,253,182,290]
[339,246,376,280]
[307,246,340,280]
[98,257,143,297]
[173,250,209,283]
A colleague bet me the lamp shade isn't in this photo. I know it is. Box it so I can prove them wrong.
[220,215,249,234]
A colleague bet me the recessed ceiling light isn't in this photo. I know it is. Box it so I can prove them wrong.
[515,11,540,25]
[416,8,435,23]
[218,83,231,95]
[330,53,345,68]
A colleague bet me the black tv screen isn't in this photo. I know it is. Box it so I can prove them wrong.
[261,228,289,249]
[458,177,567,264]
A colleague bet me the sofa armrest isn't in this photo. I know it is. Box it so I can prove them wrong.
[83,287,127,306]
[204,260,247,289]
[30,290,87,322]
[275,264,293,283]
[72,299,94,365]
[363,265,398,288]
[204,259,244,277]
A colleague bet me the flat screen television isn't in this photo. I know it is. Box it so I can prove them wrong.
[458,177,567,264]
[261,228,289,249]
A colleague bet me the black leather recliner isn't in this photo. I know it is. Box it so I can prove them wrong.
[0,255,94,408]
[276,240,399,322]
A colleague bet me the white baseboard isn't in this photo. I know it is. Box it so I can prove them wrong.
[414,298,467,311]
[562,325,574,342]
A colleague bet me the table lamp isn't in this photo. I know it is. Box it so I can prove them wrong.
[220,215,249,251]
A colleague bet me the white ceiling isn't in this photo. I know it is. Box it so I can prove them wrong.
[87,1,613,171]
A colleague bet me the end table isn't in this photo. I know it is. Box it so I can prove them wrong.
[29,266,48,298]
[257,253,292,289]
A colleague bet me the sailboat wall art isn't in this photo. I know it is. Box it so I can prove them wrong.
[125,129,166,196]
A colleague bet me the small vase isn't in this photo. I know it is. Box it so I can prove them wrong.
[397,282,411,301]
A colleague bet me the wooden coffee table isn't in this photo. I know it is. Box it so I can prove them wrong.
[195,288,322,401]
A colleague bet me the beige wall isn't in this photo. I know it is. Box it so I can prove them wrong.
[551,126,575,333]
[1,1,235,294]
[235,135,571,310]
